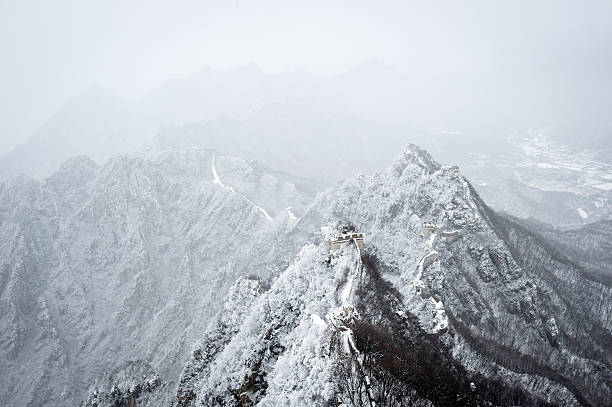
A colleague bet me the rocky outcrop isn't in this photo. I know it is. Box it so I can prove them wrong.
[176,277,265,406]
[178,144,610,406]
[2,143,609,406]
[0,147,312,406]
[83,361,165,407]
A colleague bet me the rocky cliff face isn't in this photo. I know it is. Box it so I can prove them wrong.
[0,147,316,407]
[1,144,609,406]
[83,361,167,407]
[175,145,611,406]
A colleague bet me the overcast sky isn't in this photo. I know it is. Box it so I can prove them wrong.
[1,0,610,153]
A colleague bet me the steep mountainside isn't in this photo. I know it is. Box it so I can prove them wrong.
[2,144,609,406]
[0,147,318,407]
[175,145,611,406]
[516,218,612,286]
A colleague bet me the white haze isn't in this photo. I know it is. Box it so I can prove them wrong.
[2,3,612,406]
[1,0,611,153]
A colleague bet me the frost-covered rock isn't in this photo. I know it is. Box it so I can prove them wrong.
[0,147,315,407]
[83,361,166,407]
[175,244,355,406]
[176,277,265,406]
[179,144,611,406]
[1,143,610,406]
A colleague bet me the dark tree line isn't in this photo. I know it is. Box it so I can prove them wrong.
[329,251,554,407]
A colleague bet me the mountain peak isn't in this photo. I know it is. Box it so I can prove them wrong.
[390,144,441,176]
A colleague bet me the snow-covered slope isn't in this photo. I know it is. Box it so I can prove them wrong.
[211,153,327,219]
[299,145,611,406]
[0,147,316,407]
[176,145,611,406]
[2,143,609,406]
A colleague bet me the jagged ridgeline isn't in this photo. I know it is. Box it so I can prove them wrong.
[172,146,610,407]
[1,144,609,406]
[173,243,575,406]
[349,252,550,406]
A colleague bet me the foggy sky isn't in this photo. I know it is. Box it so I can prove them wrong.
[1,0,611,154]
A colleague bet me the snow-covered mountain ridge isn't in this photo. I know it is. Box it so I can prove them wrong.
[0,147,319,407]
[175,144,610,406]
[158,118,612,228]
[1,144,609,406]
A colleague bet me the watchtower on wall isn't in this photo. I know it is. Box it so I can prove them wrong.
[324,223,364,254]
